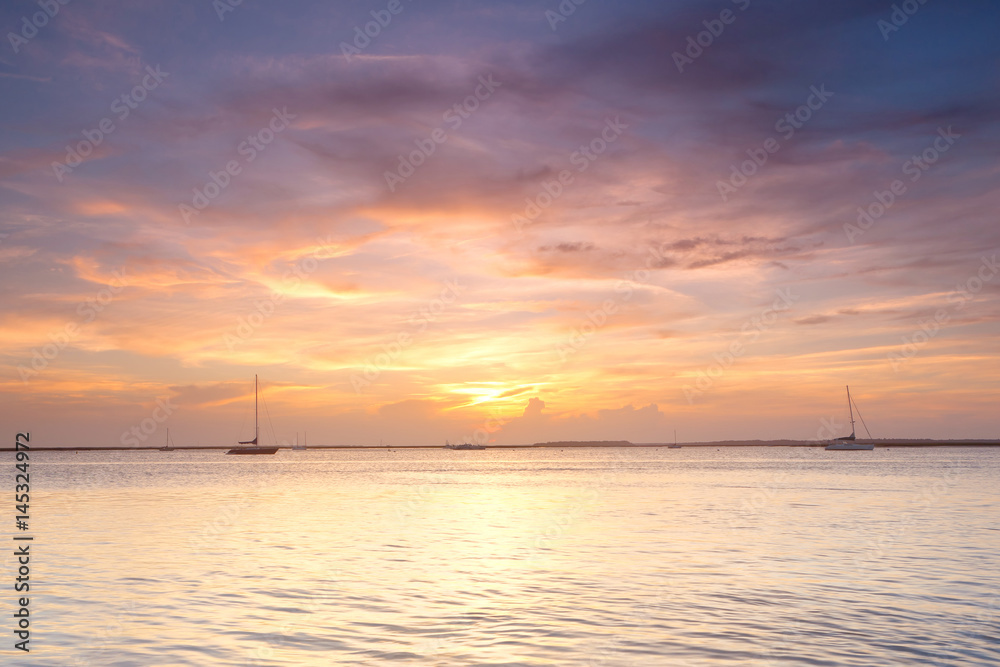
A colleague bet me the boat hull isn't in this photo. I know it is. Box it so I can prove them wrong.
[824,442,874,450]
[226,448,279,455]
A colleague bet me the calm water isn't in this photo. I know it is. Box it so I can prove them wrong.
[16,447,1000,666]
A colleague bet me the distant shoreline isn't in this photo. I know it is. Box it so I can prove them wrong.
[4,440,999,452]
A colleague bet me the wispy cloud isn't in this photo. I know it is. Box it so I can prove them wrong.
[0,0,998,444]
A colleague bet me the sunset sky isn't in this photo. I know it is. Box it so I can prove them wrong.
[1,0,998,447]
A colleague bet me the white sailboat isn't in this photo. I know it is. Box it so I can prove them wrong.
[825,385,875,451]
[668,429,681,448]
[158,427,175,452]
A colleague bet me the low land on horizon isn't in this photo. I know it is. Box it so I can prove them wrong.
[6,439,1000,452]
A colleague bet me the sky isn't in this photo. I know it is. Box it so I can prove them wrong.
[1,0,998,447]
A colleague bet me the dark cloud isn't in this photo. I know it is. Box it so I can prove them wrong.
[795,315,832,325]
[539,242,594,253]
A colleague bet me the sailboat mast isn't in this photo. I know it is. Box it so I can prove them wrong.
[254,374,259,445]
[846,385,856,433]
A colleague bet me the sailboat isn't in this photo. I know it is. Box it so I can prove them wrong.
[825,385,875,451]
[159,427,175,452]
[226,375,279,455]
[668,429,682,448]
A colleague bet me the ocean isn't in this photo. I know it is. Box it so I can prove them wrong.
[17,446,1000,665]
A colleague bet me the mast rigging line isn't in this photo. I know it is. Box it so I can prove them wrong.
[850,395,874,440]
[259,379,280,447]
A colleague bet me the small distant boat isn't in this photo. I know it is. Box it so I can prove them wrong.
[292,432,306,451]
[159,427,175,452]
[226,375,278,455]
[668,429,682,448]
[444,440,486,450]
[825,385,875,451]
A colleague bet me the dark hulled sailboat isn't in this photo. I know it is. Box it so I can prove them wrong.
[226,375,278,455]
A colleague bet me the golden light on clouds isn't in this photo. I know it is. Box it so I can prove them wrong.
[0,0,997,447]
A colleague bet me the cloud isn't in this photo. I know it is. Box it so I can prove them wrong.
[795,315,832,326]
[495,398,671,444]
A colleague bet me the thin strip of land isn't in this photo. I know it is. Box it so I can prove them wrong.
[3,439,999,452]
